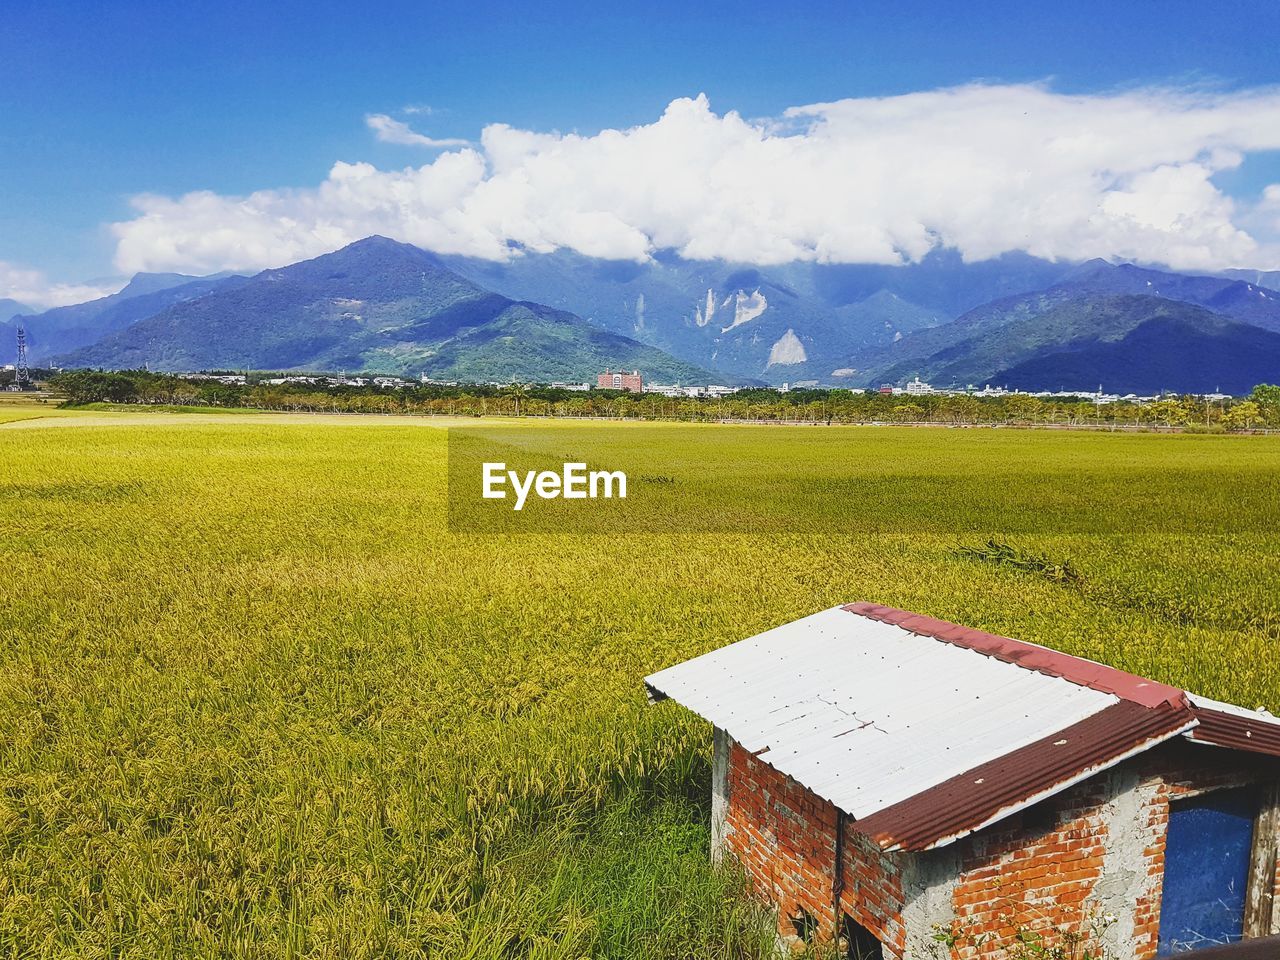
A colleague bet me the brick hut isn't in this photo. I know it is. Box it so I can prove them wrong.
[645,603,1280,958]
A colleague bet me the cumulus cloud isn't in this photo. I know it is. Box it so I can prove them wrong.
[1243,183,1280,247]
[113,84,1280,276]
[365,113,470,149]
[0,262,123,310]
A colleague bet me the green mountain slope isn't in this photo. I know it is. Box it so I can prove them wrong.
[14,273,247,361]
[855,260,1280,385]
[992,314,1280,395]
[56,237,719,383]
[870,295,1280,391]
[444,248,1062,383]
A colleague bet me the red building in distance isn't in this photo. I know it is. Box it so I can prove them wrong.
[597,369,643,393]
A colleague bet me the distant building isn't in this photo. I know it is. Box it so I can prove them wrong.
[644,383,741,399]
[597,369,643,393]
[877,384,894,395]
[702,385,738,398]
[186,373,247,386]
[904,377,935,396]
[644,382,681,397]
[972,384,1010,397]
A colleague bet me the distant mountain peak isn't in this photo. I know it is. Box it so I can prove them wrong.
[346,234,398,248]
[55,237,717,384]
[290,235,459,278]
[0,298,35,322]
[340,234,428,255]
[1065,257,1117,279]
[118,271,211,298]
[13,271,250,361]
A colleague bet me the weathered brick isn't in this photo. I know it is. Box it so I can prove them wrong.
[721,735,1274,960]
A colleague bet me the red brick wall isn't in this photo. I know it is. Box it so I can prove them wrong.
[724,742,910,952]
[721,736,1277,959]
[725,738,1115,955]
[945,779,1110,958]
[946,744,1273,959]
[724,741,842,941]
[839,829,907,955]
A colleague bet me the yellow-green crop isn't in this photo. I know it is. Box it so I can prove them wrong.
[2,406,1278,958]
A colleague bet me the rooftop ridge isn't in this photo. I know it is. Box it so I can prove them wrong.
[842,602,1189,710]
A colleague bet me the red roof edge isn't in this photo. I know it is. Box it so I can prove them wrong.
[853,700,1197,851]
[842,602,1189,710]
[1187,707,1280,758]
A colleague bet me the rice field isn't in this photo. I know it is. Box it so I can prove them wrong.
[0,394,77,425]
[2,405,1279,958]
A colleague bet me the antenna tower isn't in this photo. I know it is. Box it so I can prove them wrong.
[14,326,31,389]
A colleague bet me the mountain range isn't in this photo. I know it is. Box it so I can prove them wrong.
[443,248,1071,384]
[869,295,1280,395]
[6,272,247,362]
[15,235,1280,393]
[443,250,1280,391]
[856,261,1280,391]
[56,238,716,384]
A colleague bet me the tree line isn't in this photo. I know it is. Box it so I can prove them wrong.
[50,369,1280,431]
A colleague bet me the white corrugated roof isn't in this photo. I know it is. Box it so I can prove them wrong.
[644,605,1120,819]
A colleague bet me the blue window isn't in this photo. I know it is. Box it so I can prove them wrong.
[1157,787,1259,955]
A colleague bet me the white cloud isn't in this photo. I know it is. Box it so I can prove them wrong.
[0,262,123,311]
[113,84,1280,276]
[365,113,470,149]
[1243,183,1280,248]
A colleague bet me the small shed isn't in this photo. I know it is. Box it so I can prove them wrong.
[645,603,1280,958]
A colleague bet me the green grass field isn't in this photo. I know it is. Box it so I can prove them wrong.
[2,405,1279,958]
[0,394,76,425]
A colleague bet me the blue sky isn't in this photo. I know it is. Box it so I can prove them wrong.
[3,0,1280,300]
